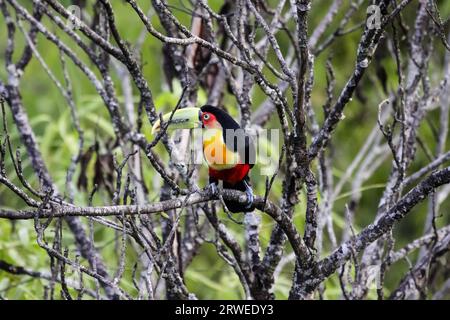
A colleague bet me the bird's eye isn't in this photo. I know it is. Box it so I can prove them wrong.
[203,113,210,121]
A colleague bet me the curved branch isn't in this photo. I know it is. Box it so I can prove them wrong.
[0,188,311,264]
[297,166,450,296]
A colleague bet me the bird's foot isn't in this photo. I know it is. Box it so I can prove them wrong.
[243,180,254,210]
[208,182,219,197]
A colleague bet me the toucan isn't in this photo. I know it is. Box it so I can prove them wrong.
[152,105,255,213]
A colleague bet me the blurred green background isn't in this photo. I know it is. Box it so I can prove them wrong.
[0,0,450,299]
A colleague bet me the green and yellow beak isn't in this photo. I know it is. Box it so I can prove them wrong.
[151,107,202,134]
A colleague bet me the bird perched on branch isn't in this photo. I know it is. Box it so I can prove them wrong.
[152,105,255,213]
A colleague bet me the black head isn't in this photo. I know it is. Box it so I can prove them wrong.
[200,105,241,130]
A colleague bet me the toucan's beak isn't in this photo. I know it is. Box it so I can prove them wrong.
[152,107,202,134]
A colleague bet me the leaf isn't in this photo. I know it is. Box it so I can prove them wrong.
[0,278,10,291]
[18,227,29,246]
[160,212,170,220]
[185,269,224,292]
[162,43,177,92]
[76,144,95,192]
[94,152,115,198]
[376,64,388,94]
[335,183,386,201]
[186,11,212,73]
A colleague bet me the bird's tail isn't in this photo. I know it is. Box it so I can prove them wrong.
[223,179,253,213]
